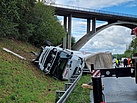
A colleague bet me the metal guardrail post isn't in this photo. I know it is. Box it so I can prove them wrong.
[91,64,103,103]
[64,83,72,90]
[92,77,103,103]
[91,64,94,71]
[131,56,137,84]
[135,62,137,83]
[55,90,65,102]
[69,78,76,83]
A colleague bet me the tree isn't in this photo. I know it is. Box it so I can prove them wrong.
[16,0,36,41]
[130,37,137,53]
[28,2,66,47]
[122,36,137,58]
[71,36,76,46]
[0,0,66,47]
[0,0,19,37]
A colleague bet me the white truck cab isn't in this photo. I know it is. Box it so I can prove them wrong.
[35,46,85,80]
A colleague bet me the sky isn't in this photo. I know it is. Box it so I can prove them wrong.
[50,0,137,54]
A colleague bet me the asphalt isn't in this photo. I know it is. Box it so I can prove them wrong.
[90,77,137,103]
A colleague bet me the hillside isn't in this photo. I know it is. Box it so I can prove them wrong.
[0,38,65,103]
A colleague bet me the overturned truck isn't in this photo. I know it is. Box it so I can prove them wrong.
[33,46,85,80]
[33,45,113,80]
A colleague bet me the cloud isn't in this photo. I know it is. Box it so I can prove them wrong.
[126,1,137,7]
[72,18,87,40]
[55,0,134,9]
[80,26,132,54]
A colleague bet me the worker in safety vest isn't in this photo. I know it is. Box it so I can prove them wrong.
[115,59,120,67]
[128,58,130,67]
[130,59,132,66]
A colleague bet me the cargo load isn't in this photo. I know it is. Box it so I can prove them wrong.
[85,52,113,71]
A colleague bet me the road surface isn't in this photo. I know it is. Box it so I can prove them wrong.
[90,77,137,103]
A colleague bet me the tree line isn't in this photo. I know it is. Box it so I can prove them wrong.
[113,37,137,59]
[0,0,67,47]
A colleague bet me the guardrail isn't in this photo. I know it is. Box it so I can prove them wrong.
[47,3,137,18]
[55,72,82,103]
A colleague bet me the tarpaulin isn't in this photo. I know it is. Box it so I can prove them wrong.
[85,52,113,71]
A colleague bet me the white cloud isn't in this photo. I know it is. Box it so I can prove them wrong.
[80,26,132,54]
[55,0,134,9]
[125,1,137,7]
[72,18,87,40]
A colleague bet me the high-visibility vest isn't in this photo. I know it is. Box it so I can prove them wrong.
[130,60,132,64]
[116,59,118,64]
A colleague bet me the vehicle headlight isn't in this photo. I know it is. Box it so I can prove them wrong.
[53,48,57,52]
[47,63,51,67]
[51,54,55,58]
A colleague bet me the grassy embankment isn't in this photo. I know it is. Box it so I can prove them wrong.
[0,38,66,103]
[0,38,91,103]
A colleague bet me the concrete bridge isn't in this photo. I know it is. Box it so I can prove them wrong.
[50,4,137,50]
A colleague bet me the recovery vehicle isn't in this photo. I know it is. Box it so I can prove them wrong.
[91,27,137,103]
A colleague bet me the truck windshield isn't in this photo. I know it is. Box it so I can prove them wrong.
[58,51,70,68]
[60,51,71,59]
[51,51,71,79]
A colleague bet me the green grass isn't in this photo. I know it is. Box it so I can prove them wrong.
[0,38,91,103]
[65,74,91,103]
[0,38,65,103]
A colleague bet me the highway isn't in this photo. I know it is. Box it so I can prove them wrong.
[90,77,137,103]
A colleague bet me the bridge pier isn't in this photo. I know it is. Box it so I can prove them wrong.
[87,19,91,33]
[63,16,97,50]
[63,16,67,49]
[68,14,72,50]
[87,18,96,34]
[92,17,96,33]
[62,15,72,50]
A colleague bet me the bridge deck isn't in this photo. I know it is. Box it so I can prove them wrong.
[50,4,137,22]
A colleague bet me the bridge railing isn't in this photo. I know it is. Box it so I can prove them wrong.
[48,3,137,18]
